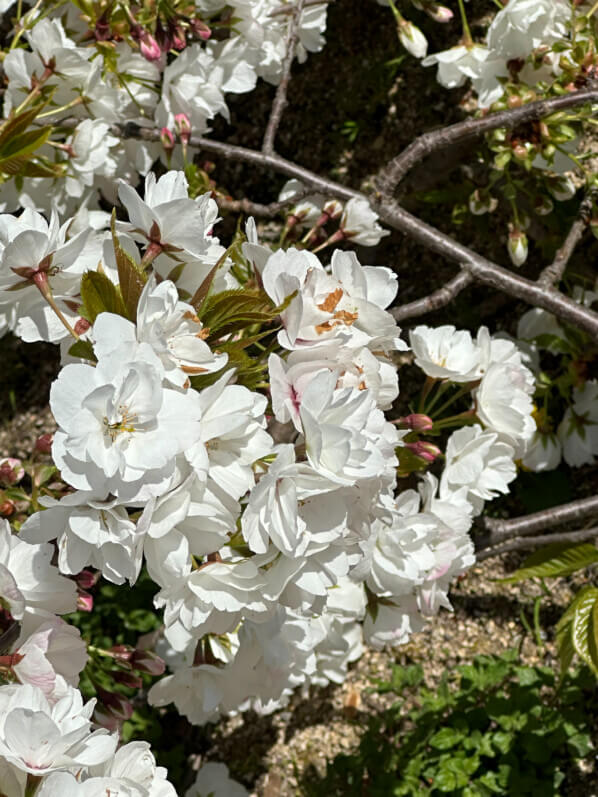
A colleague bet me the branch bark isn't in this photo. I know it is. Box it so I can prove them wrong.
[537,192,595,288]
[477,494,598,550]
[262,0,306,155]
[476,526,598,561]
[374,87,598,196]
[392,270,473,322]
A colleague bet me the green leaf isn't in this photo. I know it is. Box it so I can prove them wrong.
[111,212,146,320]
[68,339,97,362]
[499,543,598,584]
[429,728,463,750]
[0,125,52,159]
[200,288,282,341]
[571,587,598,675]
[190,246,231,311]
[80,270,127,323]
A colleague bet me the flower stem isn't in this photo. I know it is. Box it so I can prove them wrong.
[457,0,473,46]
[32,272,80,340]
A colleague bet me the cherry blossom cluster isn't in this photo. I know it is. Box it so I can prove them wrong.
[0,170,538,752]
[0,0,329,216]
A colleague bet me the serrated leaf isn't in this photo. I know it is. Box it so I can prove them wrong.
[80,270,127,323]
[190,246,231,311]
[572,587,598,674]
[200,287,281,340]
[499,543,598,584]
[0,105,46,149]
[0,125,52,159]
[111,212,146,320]
[556,586,594,676]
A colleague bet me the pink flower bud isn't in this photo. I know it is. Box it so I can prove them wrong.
[0,499,15,518]
[190,18,211,40]
[74,317,91,335]
[77,591,93,612]
[139,32,162,62]
[113,671,143,689]
[0,458,24,486]
[170,23,186,50]
[93,703,121,732]
[35,433,53,454]
[405,441,441,463]
[160,127,175,153]
[96,686,134,720]
[75,569,98,590]
[398,414,434,432]
[174,113,192,145]
[131,648,166,676]
[109,644,134,662]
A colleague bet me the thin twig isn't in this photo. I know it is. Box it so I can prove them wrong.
[52,117,598,339]
[215,193,307,218]
[476,526,598,561]
[262,0,306,155]
[537,193,595,288]
[374,87,598,196]
[269,0,333,16]
[392,270,473,322]
[478,494,598,549]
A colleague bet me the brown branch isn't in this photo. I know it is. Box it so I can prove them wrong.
[55,118,598,339]
[269,0,333,16]
[262,0,306,155]
[215,193,305,218]
[374,86,598,196]
[476,526,598,561]
[375,197,598,341]
[392,270,473,322]
[537,192,595,288]
[477,494,598,550]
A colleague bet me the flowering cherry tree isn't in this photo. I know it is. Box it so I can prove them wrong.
[0,0,598,792]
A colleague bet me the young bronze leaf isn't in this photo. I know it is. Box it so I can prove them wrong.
[80,271,127,323]
[111,212,146,320]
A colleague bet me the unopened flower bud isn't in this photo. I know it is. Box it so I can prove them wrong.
[170,24,186,50]
[533,195,554,216]
[174,113,192,145]
[109,644,134,662]
[131,648,165,676]
[512,142,529,160]
[508,226,528,267]
[0,499,15,517]
[77,591,93,612]
[34,433,53,454]
[547,175,576,202]
[113,671,143,688]
[190,18,211,40]
[424,3,452,23]
[0,458,24,486]
[398,19,428,59]
[405,441,441,462]
[398,414,434,431]
[469,189,498,216]
[74,317,91,335]
[95,687,134,721]
[76,569,98,590]
[139,32,162,62]
[507,95,523,108]
[160,127,175,153]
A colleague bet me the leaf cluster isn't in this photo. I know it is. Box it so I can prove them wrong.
[303,651,596,796]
